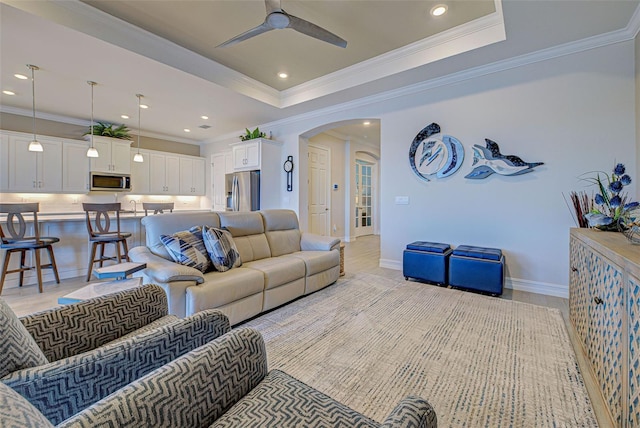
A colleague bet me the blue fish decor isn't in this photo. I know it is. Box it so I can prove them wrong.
[465,139,544,180]
[409,122,464,182]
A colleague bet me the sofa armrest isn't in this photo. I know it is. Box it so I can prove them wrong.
[58,328,267,428]
[129,246,205,284]
[3,310,230,425]
[380,396,437,428]
[20,284,168,362]
[301,233,340,251]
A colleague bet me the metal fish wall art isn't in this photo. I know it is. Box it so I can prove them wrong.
[409,122,465,182]
[465,139,544,180]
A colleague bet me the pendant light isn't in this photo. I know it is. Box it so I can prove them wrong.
[86,81,99,158]
[133,93,144,163]
[27,64,43,152]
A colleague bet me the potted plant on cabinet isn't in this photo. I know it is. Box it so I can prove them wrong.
[239,127,267,141]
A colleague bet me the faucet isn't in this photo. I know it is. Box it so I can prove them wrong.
[130,200,137,214]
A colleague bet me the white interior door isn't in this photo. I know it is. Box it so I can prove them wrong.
[355,159,375,236]
[308,144,330,236]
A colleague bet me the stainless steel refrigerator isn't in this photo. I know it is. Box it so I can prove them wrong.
[225,170,260,211]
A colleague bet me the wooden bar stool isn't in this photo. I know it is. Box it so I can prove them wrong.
[0,203,60,294]
[143,202,174,216]
[83,203,132,281]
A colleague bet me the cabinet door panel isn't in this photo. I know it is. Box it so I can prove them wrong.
[149,153,167,194]
[89,138,112,172]
[8,136,37,191]
[570,238,590,346]
[0,134,8,191]
[130,149,150,194]
[62,141,90,192]
[111,140,132,174]
[590,252,624,426]
[165,155,180,194]
[629,275,640,426]
[192,158,205,195]
[179,158,193,194]
[244,142,260,169]
[232,145,246,170]
[37,139,63,192]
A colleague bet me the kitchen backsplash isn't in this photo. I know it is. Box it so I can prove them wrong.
[0,193,204,214]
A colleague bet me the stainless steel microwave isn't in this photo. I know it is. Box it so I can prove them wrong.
[90,172,132,192]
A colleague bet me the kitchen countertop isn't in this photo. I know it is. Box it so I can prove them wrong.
[1,209,213,223]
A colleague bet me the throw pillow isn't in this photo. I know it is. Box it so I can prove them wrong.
[202,225,242,272]
[0,298,49,378]
[160,226,211,273]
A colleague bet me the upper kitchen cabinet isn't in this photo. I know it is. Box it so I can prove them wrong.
[149,152,180,194]
[130,149,151,194]
[179,156,205,195]
[89,136,132,174]
[231,139,282,172]
[8,134,62,192]
[62,139,91,192]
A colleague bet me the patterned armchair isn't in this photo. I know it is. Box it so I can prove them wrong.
[1,328,437,427]
[0,284,230,425]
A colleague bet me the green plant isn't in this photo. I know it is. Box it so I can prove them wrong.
[85,122,131,140]
[239,127,266,141]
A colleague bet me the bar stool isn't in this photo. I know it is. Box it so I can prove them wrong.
[0,203,60,294]
[143,202,174,216]
[83,203,131,281]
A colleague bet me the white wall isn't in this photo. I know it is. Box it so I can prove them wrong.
[203,41,635,297]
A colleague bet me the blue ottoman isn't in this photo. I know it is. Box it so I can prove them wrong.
[448,245,504,296]
[403,241,452,285]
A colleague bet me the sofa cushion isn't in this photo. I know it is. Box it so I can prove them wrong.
[244,256,306,290]
[160,226,211,273]
[0,299,48,378]
[202,226,242,272]
[262,209,302,257]
[286,250,340,276]
[219,212,271,262]
[142,212,221,260]
[211,369,379,428]
[190,268,264,308]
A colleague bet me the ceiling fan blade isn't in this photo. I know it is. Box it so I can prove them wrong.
[265,0,281,15]
[217,22,273,48]
[287,14,347,48]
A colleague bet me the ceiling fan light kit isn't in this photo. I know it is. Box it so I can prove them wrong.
[218,0,347,48]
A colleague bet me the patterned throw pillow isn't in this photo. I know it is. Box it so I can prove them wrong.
[202,225,242,272]
[160,226,211,273]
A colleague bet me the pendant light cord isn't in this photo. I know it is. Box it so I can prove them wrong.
[29,65,38,142]
[137,94,142,154]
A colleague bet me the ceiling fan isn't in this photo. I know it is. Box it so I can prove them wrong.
[217,0,347,48]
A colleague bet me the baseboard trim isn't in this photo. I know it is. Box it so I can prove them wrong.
[379,259,568,298]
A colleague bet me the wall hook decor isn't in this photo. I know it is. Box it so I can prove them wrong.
[283,155,294,191]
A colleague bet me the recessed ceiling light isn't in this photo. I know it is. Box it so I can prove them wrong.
[2,90,16,96]
[278,72,288,79]
[201,115,209,120]
[184,128,191,133]
[121,114,129,119]
[14,74,28,80]
[363,121,370,126]
[139,104,149,109]
[431,4,448,16]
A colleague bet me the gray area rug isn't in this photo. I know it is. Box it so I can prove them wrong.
[243,272,597,427]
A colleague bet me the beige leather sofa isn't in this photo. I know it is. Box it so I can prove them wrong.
[129,209,340,325]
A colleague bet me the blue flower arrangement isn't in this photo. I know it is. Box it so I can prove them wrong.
[583,163,639,230]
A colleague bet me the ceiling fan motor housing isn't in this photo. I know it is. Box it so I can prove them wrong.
[267,12,290,29]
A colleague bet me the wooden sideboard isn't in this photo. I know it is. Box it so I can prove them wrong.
[569,228,640,427]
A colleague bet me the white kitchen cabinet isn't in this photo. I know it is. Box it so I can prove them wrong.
[179,156,205,195]
[211,152,229,211]
[0,133,9,192]
[231,140,261,171]
[62,139,90,192]
[150,152,179,194]
[89,136,131,174]
[8,135,62,192]
[130,149,150,194]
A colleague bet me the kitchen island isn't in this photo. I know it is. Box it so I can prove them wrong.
[0,209,211,290]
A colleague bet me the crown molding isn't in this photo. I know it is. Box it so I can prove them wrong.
[279,0,506,108]
[627,0,640,38]
[0,105,200,145]
[234,18,639,138]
